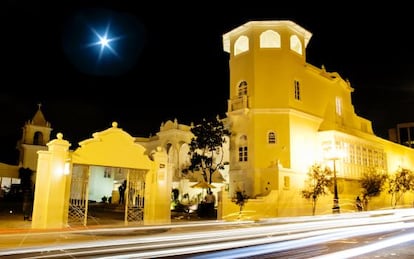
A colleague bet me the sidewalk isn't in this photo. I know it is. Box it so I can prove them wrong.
[0,205,235,252]
[0,202,216,235]
[0,210,131,235]
[0,210,33,233]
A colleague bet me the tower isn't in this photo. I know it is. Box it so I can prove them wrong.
[223,21,313,197]
[223,20,357,198]
[17,104,52,172]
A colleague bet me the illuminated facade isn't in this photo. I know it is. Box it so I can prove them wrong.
[220,20,414,217]
[13,20,414,228]
[133,20,414,218]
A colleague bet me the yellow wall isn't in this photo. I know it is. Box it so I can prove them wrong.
[224,20,414,216]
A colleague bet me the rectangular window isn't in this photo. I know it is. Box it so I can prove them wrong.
[239,146,248,162]
[294,80,300,100]
[268,132,276,144]
[238,147,243,162]
[373,150,378,167]
[368,149,373,166]
[362,147,368,166]
[335,97,342,116]
[356,146,361,165]
[349,144,355,164]
[342,142,350,163]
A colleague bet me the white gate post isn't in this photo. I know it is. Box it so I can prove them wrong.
[31,133,71,229]
[144,147,170,225]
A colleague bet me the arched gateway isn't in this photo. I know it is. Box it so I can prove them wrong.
[31,122,170,229]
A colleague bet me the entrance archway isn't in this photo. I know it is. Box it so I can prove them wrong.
[32,122,170,229]
[67,122,155,227]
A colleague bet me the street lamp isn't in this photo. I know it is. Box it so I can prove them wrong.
[325,148,342,214]
[331,157,340,214]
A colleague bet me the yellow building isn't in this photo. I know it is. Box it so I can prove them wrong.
[220,20,414,218]
[27,20,414,228]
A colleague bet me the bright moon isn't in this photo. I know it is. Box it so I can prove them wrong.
[62,8,145,76]
[99,36,109,47]
[87,21,121,62]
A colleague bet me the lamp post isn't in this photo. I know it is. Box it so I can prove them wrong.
[325,147,342,214]
[331,157,340,214]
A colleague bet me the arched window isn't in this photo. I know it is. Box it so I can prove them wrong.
[290,35,302,55]
[234,35,249,56]
[33,131,43,145]
[260,30,281,48]
[268,131,276,144]
[238,80,248,96]
[238,135,248,162]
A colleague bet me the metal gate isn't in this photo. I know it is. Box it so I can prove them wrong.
[68,165,89,226]
[68,165,147,226]
[125,169,146,223]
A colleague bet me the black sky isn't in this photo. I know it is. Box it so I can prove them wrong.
[1,2,414,164]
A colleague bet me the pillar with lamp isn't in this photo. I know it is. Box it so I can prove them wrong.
[324,143,343,214]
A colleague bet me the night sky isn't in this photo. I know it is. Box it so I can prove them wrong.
[1,2,414,165]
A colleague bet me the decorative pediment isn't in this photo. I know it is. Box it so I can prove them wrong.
[71,122,153,170]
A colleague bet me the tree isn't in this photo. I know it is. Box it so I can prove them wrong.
[388,168,414,208]
[360,167,388,211]
[301,163,333,216]
[184,116,230,187]
[231,189,248,219]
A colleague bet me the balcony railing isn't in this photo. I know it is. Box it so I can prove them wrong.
[228,95,249,112]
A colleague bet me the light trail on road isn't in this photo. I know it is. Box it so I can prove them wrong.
[0,209,413,258]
